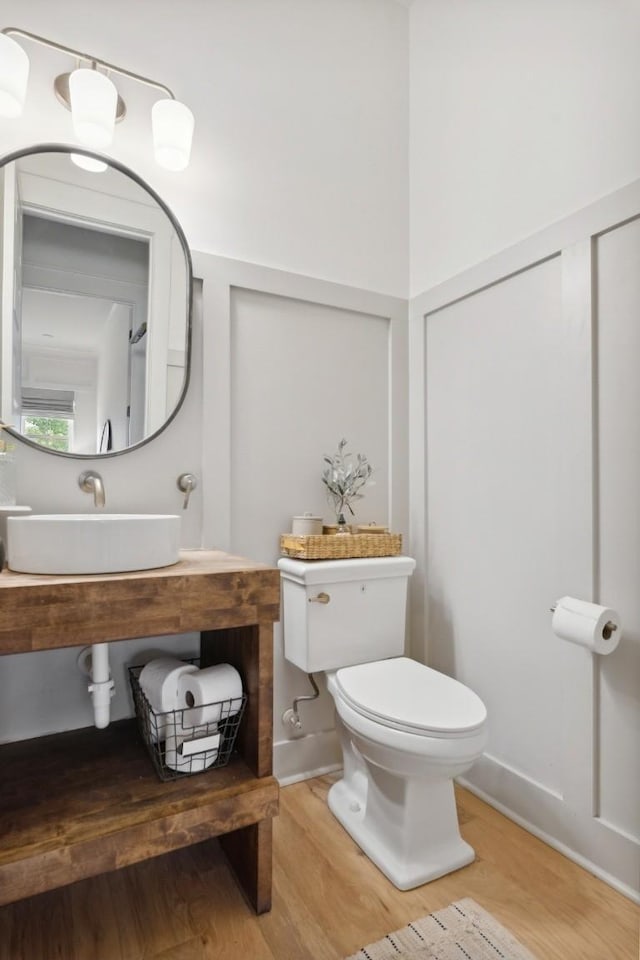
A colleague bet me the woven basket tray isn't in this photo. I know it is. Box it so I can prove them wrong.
[280,532,402,560]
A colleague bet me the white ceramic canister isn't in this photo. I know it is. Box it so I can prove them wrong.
[291,513,323,536]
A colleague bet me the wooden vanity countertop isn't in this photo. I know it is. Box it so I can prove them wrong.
[0,549,281,655]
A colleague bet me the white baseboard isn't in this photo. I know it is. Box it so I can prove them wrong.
[278,762,343,788]
[459,754,640,904]
[274,728,342,786]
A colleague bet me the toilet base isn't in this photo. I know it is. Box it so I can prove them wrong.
[328,769,475,891]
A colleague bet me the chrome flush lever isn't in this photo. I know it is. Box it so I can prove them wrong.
[308,592,330,604]
[177,473,198,510]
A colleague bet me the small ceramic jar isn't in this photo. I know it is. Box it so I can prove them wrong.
[291,513,323,536]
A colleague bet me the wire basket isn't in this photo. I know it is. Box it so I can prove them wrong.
[129,661,247,782]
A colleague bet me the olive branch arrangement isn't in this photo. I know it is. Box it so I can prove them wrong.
[321,438,373,526]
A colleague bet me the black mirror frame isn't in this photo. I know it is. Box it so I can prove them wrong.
[0,143,193,459]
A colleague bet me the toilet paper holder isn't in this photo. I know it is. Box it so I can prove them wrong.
[550,602,618,638]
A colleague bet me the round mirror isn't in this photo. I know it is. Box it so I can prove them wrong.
[0,145,192,457]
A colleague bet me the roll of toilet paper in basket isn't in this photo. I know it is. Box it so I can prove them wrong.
[165,728,222,773]
[139,657,198,710]
[139,657,198,740]
[551,596,621,655]
[177,663,244,727]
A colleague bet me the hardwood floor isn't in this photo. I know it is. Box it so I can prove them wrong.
[0,774,637,959]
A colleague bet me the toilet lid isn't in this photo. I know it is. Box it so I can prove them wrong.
[335,657,487,737]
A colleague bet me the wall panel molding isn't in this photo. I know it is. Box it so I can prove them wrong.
[193,251,409,784]
[411,177,640,899]
[412,177,640,318]
[558,240,598,816]
[193,251,409,554]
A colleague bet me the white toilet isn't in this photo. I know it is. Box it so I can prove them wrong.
[278,554,488,890]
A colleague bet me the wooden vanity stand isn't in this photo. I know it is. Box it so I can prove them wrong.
[0,549,280,914]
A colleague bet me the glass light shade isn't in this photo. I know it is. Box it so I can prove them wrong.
[152,99,194,171]
[70,153,108,173]
[69,68,117,149]
[0,33,29,118]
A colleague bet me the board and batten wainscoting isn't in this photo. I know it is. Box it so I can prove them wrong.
[409,179,640,903]
[193,251,409,786]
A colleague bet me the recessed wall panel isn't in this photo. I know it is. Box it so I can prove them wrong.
[425,257,570,793]
[596,217,640,842]
[229,287,390,727]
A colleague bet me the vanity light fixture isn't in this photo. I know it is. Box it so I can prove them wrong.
[0,27,194,171]
[68,66,117,173]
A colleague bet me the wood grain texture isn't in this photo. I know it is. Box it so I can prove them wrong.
[201,623,274,778]
[0,720,278,906]
[0,549,280,654]
[0,549,280,913]
[0,777,636,960]
[220,819,273,914]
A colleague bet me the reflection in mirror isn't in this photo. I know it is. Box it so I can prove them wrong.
[0,146,192,456]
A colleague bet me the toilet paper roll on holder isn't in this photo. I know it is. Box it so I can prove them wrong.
[549,602,618,639]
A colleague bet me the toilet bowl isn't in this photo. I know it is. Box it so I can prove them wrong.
[277,555,488,890]
[326,657,487,889]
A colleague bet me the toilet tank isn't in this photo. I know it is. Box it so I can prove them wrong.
[277,555,416,673]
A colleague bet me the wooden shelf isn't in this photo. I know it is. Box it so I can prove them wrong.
[0,719,279,907]
[0,550,280,913]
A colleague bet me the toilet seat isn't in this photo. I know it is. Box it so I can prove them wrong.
[335,656,487,739]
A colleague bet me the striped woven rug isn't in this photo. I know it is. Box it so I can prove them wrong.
[345,898,538,960]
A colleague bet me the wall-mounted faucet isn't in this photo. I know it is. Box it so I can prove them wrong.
[177,473,197,510]
[78,470,106,508]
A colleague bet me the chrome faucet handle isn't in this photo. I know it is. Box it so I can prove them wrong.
[177,473,197,510]
[78,470,106,508]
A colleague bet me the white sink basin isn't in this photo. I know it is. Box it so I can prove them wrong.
[6,514,182,575]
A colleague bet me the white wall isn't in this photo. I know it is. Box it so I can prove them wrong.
[1,0,409,298]
[409,0,640,294]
